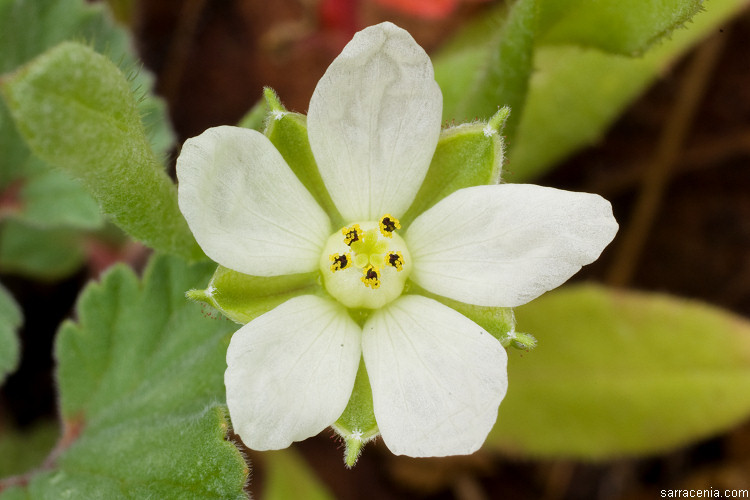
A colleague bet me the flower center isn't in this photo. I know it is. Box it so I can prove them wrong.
[319,215,411,309]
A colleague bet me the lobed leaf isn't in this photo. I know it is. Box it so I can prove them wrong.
[487,285,750,459]
[0,255,248,498]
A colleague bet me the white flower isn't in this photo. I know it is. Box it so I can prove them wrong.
[176,22,618,458]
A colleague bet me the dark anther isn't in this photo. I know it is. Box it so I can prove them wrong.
[379,215,401,237]
[330,253,350,271]
[382,217,397,232]
[362,265,381,289]
[386,252,404,271]
[343,225,361,246]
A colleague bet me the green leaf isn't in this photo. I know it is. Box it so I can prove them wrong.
[15,157,103,230]
[0,0,173,156]
[508,0,743,182]
[261,449,334,500]
[1,255,248,497]
[0,485,25,500]
[263,89,343,228]
[0,0,174,233]
[0,0,101,73]
[487,285,750,459]
[0,282,22,384]
[434,0,537,139]
[0,0,175,278]
[0,98,27,187]
[1,42,201,260]
[537,0,704,55]
[0,220,86,280]
[401,108,508,227]
[188,266,321,324]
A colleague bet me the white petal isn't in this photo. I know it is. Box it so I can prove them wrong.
[177,126,330,276]
[308,22,442,222]
[362,295,507,457]
[406,184,618,307]
[225,295,362,450]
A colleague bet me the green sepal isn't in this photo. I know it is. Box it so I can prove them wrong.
[401,107,509,227]
[331,358,379,468]
[406,282,516,344]
[262,88,344,228]
[188,265,321,324]
[237,97,267,131]
[507,330,537,351]
[0,41,201,261]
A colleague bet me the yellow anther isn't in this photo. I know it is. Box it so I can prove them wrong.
[361,265,381,289]
[342,224,363,246]
[320,220,411,308]
[329,253,351,272]
[385,251,404,272]
[379,215,401,238]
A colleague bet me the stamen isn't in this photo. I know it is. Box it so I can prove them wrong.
[329,253,351,272]
[385,251,404,271]
[361,265,380,289]
[342,224,363,246]
[379,215,401,238]
[320,220,410,308]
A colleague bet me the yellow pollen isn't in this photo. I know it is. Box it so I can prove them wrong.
[320,220,410,308]
[379,214,401,238]
[329,253,351,272]
[385,251,404,271]
[361,265,380,289]
[342,224,362,246]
